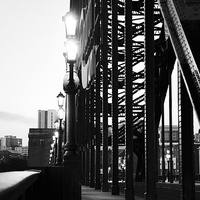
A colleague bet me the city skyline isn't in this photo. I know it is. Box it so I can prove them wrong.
[0,0,69,146]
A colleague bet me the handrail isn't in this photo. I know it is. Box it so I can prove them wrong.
[0,170,41,200]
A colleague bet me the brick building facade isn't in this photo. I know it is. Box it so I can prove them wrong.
[28,128,54,167]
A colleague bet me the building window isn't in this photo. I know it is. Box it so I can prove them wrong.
[40,139,45,147]
[165,131,169,142]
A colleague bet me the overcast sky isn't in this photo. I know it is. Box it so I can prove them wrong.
[0,1,199,147]
[0,0,69,145]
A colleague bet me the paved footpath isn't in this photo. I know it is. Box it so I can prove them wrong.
[81,186,144,200]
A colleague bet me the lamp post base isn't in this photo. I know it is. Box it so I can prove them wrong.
[63,153,81,200]
[63,58,81,200]
[111,185,119,195]
[144,192,157,200]
[125,187,134,200]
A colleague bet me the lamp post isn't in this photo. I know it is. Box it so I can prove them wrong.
[166,150,170,182]
[52,130,58,166]
[62,11,81,200]
[56,92,65,166]
[63,39,79,155]
[198,147,200,176]
[62,11,80,158]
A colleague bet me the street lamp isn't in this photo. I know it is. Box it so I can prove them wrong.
[62,12,77,37]
[57,92,65,108]
[62,12,80,156]
[62,11,81,200]
[52,129,58,166]
[166,150,170,182]
[56,92,65,166]
[198,147,200,175]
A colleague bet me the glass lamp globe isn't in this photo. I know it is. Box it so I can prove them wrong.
[58,108,65,120]
[54,131,59,138]
[62,12,77,36]
[57,92,65,107]
[65,39,78,61]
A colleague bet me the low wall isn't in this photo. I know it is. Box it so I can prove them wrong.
[0,170,42,200]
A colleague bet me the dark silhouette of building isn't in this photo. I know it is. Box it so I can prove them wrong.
[28,128,54,167]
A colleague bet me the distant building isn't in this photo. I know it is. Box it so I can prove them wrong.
[194,130,200,143]
[194,143,200,175]
[158,126,200,177]
[15,146,28,155]
[28,128,55,167]
[0,135,22,151]
[158,125,179,176]
[38,109,57,129]
[158,125,179,144]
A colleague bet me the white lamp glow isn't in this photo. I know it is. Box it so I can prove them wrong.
[58,107,65,120]
[65,39,78,61]
[62,12,77,36]
[55,131,58,138]
[166,150,170,160]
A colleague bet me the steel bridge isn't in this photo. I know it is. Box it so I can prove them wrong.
[69,0,200,199]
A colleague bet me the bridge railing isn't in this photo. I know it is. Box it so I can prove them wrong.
[0,170,43,200]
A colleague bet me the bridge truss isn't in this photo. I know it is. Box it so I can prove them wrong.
[69,0,199,199]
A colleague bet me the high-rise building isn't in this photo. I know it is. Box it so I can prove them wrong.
[38,109,57,128]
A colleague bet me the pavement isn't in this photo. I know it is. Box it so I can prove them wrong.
[81,185,144,200]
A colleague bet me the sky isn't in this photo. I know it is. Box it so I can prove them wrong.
[0,0,70,146]
[0,1,199,147]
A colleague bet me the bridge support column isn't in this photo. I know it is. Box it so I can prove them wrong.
[101,0,109,192]
[181,75,195,200]
[124,0,134,199]
[89,85,95,188]
[94,0,101,190]
[144,0,157,199]
[111,0,119,195]
[85,90,90,186]
[95,61,101,190]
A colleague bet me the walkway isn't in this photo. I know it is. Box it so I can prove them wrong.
[81,186,144,200]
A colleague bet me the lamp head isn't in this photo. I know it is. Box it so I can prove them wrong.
[64,39,78,62]
[57,92,65,107]
[54,131,59,138]
[62,12,77,37]
[58,107,65,120]
[166,150,170,159]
